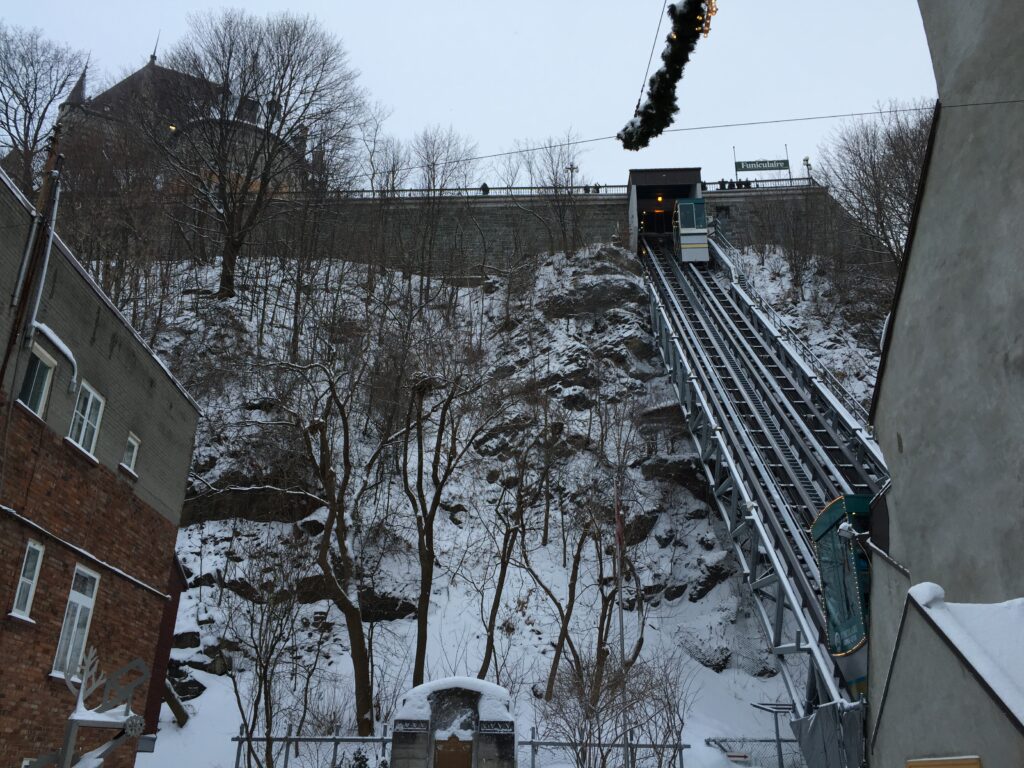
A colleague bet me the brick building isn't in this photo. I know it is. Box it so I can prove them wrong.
[0,159,198,765]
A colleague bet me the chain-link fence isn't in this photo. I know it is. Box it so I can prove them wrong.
[706,737,806,768]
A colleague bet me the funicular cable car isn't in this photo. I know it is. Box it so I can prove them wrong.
[673,195,709,263]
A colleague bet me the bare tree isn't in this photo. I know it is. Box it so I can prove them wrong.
[817,100,933,269]
[151,10,367,297]
[220,524,333,768]
[521,130,587,254]
[0,22,87,194]
[407,125,477,292]
[400,372,501,687]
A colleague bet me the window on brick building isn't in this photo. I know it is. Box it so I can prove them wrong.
[11,540,44,619]
[121,432,140,473]
[68,381,105,456]
[53,566,99,678]
[17,345,56,416]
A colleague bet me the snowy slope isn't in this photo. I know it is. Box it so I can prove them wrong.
[138,245,795,768]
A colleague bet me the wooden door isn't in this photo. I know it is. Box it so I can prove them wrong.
[435,735,473,768]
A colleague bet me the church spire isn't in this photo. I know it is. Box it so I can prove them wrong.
[149,30,161,65]
[65,65,87,107]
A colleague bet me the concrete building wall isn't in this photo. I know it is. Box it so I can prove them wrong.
[869,0,1024,762]
[872,0,1024,602]
[871,603,1024,764]
[0,178,198,524]
[865,556,910,732]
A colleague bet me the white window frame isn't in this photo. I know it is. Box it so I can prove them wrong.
[10,539,44,620]
[17,344,57,417]
[121,432,141,474]
[67,380,105,457]
[52,565,100,679]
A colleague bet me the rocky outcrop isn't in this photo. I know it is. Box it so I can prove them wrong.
[540,275,647,320]
[640,455,707,497]
[689,551,736,602]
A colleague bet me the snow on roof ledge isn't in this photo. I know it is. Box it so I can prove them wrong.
[909,581,1024,725]
[394,677,513,723]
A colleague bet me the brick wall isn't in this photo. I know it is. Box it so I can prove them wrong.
[0,399,177,768]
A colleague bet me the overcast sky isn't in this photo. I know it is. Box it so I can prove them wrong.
[4,1,937,186]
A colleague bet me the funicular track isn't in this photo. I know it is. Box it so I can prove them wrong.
[640,233,889,729]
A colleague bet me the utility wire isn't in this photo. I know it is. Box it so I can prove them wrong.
[636,0,670,114]
[46,98,1024,192]
[385,98,1024,177]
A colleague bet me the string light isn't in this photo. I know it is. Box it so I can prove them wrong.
[703,0,718,37]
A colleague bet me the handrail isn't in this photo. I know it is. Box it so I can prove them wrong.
[709,235,871,427]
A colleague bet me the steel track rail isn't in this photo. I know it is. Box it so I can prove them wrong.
[709,239,888,485]
[645,241,822,587]
[683,263,861,503]
[694,265,877,498]
[672,258,840,518]
[645,273,843,714]
[642,240,833,647]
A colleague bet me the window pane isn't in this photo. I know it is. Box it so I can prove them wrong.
[17,356,51,413]
[123,438,139,468]
[13,580,31,613]
[72,571,97,598]
[87,396,102,429]
[54,602,79,673]
[82,421,97,453]
[17,357,41,406]
[67,605,91,674]
[20,547,40,580]
[70,400,87,444]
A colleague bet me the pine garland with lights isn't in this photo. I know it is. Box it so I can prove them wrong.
[619,0,710,151]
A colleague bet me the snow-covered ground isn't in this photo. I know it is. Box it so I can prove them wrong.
[137,245,805,768]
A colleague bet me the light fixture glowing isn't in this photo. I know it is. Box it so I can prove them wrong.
[657,195,663,202]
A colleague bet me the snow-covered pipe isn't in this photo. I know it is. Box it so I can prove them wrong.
[24,174,62,342]
[10,211,41,308]
[32,321,77,391]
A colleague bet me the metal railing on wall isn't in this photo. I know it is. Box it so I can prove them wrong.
[322,185,629,200]
[704,178,817,192]
[230,729,691,768]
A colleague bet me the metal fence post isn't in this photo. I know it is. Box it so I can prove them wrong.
[331,727,340,768]
[283,725,293,768]
[530,726,537,768]
[234,724,244,768]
